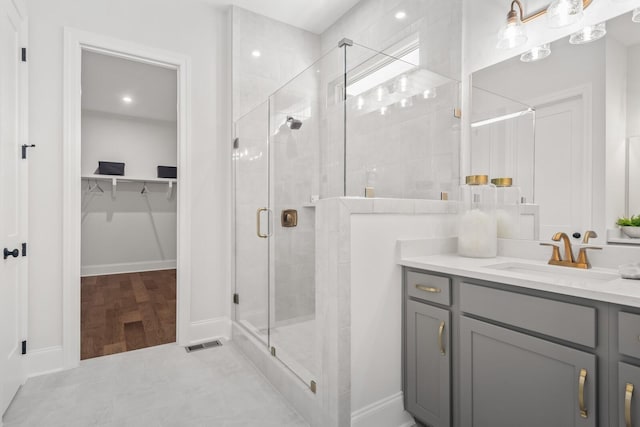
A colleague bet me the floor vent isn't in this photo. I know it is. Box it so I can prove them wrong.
[185,340,223,353]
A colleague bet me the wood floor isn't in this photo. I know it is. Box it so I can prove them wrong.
[81,269,176,360]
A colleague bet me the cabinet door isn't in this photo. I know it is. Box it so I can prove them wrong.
[406,300,450,427]
[619,362,640,427]
[460,316,596,427]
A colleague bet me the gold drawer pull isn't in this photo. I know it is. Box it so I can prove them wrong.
[438,320,446,355]
[579,368,588,419]
[416,284,441,293]
[627,383,634,427]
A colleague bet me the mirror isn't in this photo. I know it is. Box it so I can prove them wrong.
[470,8,640,243]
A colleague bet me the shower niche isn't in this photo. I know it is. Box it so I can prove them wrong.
[233,39,460,392]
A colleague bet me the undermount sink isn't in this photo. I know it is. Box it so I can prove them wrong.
[486,262,619,283]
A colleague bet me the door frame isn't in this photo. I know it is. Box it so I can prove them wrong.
[526,84,593,236]
[62,28,192,369]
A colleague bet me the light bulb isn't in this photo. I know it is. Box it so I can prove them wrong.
[547,0,584,28]
[497,10,527,49]
[520,44,551,62]
[569,23,606,44]
[423,88,437,99]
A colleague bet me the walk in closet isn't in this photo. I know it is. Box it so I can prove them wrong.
[80,50,178,359]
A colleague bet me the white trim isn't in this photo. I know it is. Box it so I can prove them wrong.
[25,346,64,379]
[189,318,232,345]
[62,28,192,370]
[351,392,415,427]
[80,260,177,277]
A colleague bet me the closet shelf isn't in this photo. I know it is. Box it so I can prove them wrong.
[82,174,176,199]
[81,174,177,184]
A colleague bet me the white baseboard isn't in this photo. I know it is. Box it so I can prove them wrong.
[81,260,176,277]
[351,392,415,427]
[189,317,231,345]
[26,346,64,379]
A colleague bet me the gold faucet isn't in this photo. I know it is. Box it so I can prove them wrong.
[539,231,601,269]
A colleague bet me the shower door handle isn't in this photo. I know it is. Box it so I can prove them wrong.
[256,207,269,238]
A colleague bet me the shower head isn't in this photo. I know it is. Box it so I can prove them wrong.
[286,116,303,130]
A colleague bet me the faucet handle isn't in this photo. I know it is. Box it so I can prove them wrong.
[576,246,602,269]
[582,230,598,244]
[540,242,562,262]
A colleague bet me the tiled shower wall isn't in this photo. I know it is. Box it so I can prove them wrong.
[319,0,463,199]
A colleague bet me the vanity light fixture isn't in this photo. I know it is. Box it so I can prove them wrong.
[569,22,606,44]
[471,108,534,128]
[633,8,640,23]
[497,1,528,49]
[520,43,551,62]
[497,0,594,49]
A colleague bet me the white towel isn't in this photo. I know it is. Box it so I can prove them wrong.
[619,262,640,279]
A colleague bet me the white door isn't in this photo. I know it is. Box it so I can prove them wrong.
[534,96,588,239]
[0,0,27,417]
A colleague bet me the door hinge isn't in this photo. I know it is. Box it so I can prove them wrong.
[21,144,36,159]
[22,243,27,257]
[233,293,239,305]
[21,340,27,355]
[21,47,26,62]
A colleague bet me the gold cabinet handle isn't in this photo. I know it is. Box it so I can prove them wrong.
[438,320,446,355]
[579,368,588,419]
[415,284,441,293]
[627,383,634,427]
[256,208,268,238]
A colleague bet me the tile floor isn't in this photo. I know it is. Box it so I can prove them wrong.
[2,341,309,427]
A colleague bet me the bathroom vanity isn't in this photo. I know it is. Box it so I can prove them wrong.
[400,254,640,427]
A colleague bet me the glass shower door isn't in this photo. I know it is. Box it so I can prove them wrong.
[234,102,270,344]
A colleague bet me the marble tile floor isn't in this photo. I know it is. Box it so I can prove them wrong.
[2,341,309,427]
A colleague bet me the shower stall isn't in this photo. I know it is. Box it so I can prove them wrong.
[233,39,460,390]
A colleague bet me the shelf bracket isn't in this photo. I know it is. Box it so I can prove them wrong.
[111,177,117,198]
[167,181,174,200]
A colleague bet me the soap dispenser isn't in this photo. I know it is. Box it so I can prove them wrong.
[458,175,497,258]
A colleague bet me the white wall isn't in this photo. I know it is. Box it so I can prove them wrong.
[26,0,230,355]
[351,213,456,425]
[81,111,177,275]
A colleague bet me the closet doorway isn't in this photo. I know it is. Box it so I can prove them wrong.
[79,51,178,360]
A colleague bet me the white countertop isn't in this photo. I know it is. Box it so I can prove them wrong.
[399,253,640,308]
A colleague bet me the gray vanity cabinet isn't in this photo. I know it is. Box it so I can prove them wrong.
[460,316,597,427]
[405,299,451,427]
[619,362,640,427]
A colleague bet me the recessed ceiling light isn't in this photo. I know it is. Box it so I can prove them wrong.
[251,50,261,58]
[122,96,133,104]
[395,10,407,20]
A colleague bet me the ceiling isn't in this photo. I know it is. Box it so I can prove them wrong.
[201,0,362,34]
[81,51,177,122]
